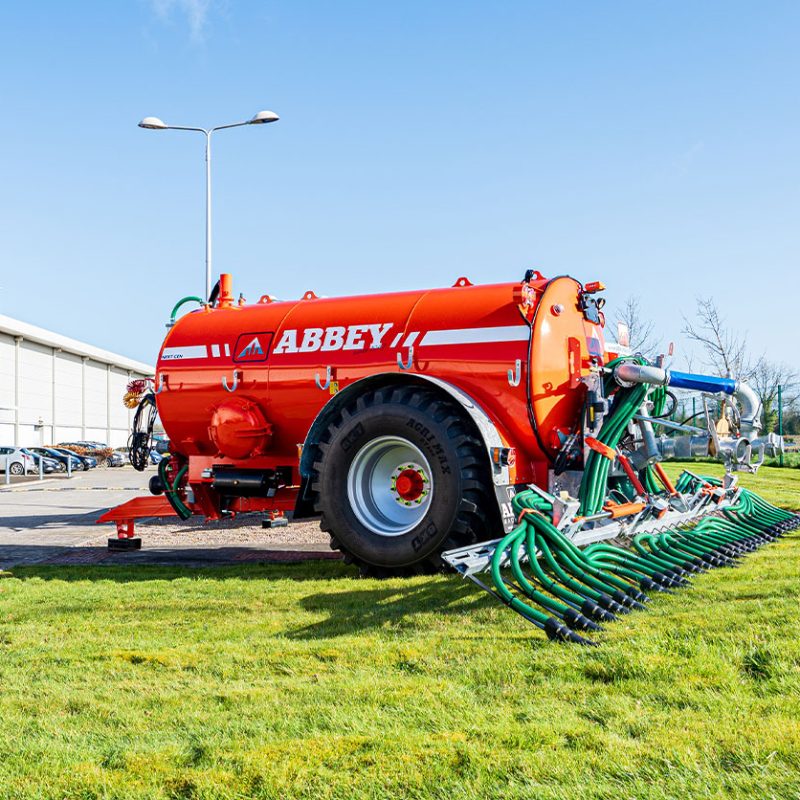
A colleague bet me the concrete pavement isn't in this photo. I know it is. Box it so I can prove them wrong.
[0,467,148,566]
[0,466,336,569]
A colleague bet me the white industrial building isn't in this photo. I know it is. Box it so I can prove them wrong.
[0,314,153,448]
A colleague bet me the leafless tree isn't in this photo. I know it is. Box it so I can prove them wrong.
[750,359,800,433]
[615,295,660,358]
[682,297,755,380]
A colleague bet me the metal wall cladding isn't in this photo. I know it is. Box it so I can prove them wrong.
[54,351,83,427]
[84,361,108,423]
[0,334,15,440]
[109,368,131,430]
[19,341,52,425]
[1,329,149,448]
[0,335,14,406]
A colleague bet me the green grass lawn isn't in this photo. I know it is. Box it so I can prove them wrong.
[1,463,799,799]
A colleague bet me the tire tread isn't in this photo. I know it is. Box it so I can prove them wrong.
[309,383,497,576]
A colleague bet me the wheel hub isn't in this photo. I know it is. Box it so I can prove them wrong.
[347,436,434,537]
[391,465,429,505]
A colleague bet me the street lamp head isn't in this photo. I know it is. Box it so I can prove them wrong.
[249,110,279,125]
[138,116,167,130]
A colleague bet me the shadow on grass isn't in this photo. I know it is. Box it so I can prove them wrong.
[287,580,497,639]
[5,558,359,583]
[6,560,500,639]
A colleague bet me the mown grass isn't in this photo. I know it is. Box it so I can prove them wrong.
[1,462,799,799]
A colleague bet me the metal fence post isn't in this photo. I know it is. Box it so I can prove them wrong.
[778,384,784,467]
[67,456,72,478]
[5,455,9,486]
[39,456,44,481]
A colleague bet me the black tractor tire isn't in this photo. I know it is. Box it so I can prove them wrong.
[312,384,498,576]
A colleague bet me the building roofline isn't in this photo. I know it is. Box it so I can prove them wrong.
[0,314,154,375]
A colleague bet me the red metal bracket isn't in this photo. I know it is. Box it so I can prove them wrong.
[584,436,615,461]
[616,452,647,497]
[652,463,679,496]
[97,495,181,539]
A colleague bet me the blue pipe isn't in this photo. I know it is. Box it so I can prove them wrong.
[668,371,736,395]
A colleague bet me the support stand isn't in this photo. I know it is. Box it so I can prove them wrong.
[107,520,142,550]
[262,510,289,529]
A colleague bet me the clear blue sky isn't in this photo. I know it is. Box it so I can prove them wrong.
[1,1,797,371]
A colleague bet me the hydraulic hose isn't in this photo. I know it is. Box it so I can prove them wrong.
[159,459,192,520]
[169,296,205,326]
[579,356,649,516]
[484,463,798,643]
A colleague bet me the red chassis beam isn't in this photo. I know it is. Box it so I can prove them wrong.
[96,487,300,538]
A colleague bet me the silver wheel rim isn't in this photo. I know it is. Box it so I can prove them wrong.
[347,435,433,537]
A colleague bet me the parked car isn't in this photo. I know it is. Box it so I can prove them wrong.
[30,447,84,472]
[20,449,60,474]
[52,448,97,470]
[148,438,170,465]
[59,441,107,451]
[105,451,126,467]
[58,442,95,452]
[57,442,123,467]
[114,448,131,465]
[0,446,37,475]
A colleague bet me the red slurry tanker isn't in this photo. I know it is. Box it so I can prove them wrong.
[103,268,793,624]
[105,270,609,568]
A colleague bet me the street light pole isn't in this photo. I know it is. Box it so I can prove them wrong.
[138,110,279,301]
[205,130,212,300]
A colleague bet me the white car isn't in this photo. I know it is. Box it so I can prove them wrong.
[0,446,37,475]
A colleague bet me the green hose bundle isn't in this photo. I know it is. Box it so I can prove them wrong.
[578,356,649,516]
[650,384,668,418]
[481,353,798,643]
[488,479,799,644]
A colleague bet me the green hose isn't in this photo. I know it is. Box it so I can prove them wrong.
[486,470,799,642]
[483,348,798,642]
[578,356,649,516]
[169,296,205,326]
[159,459,192,520]
[490,526,551,625]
